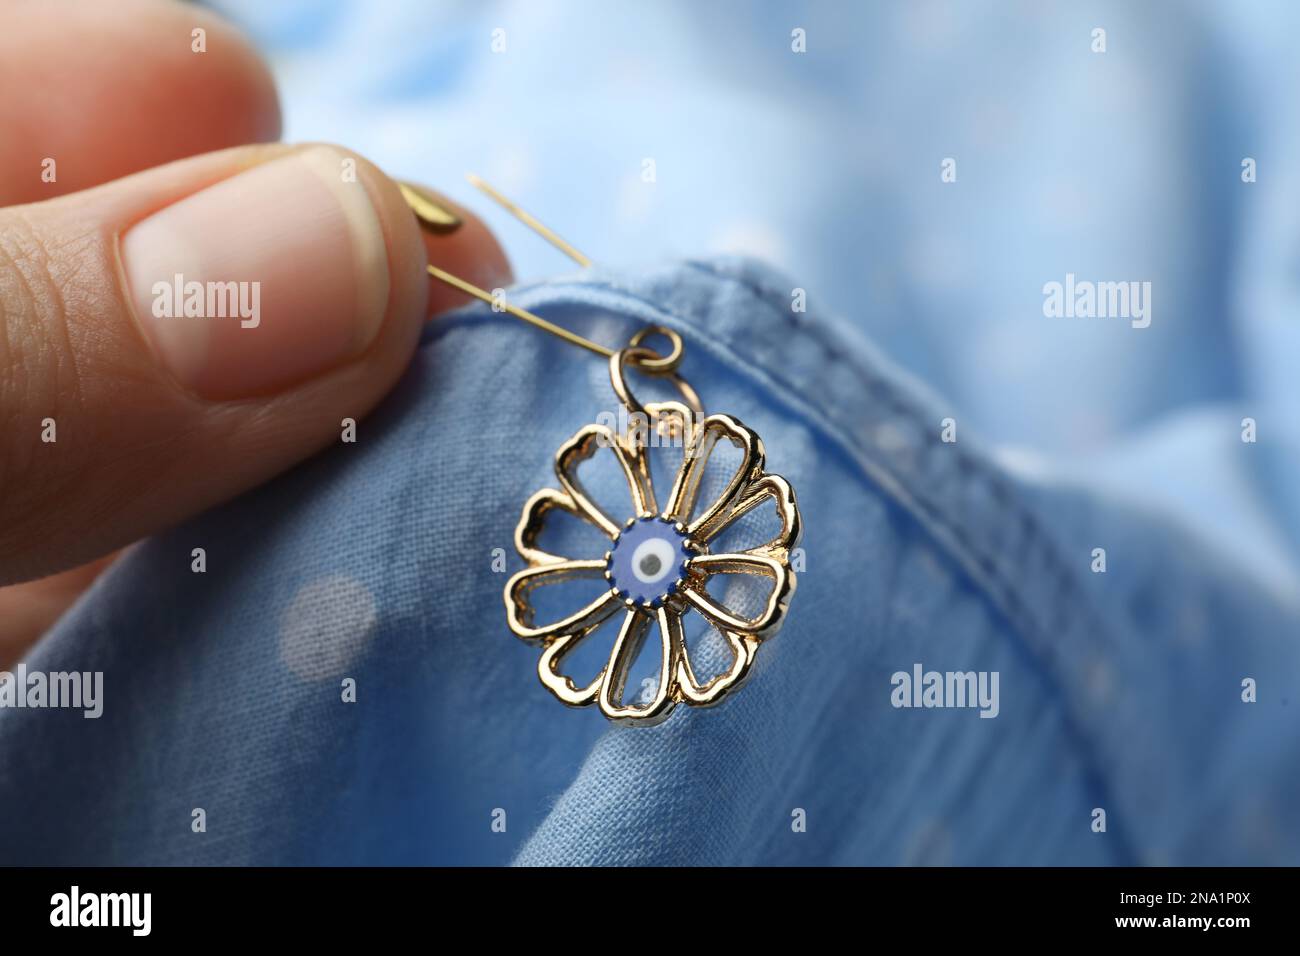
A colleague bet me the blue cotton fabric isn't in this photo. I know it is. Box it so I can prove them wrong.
[1,256,1298,866]
[205,0,1300,461]
[5,0,1300,865]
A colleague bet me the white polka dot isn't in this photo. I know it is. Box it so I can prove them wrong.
[1086,656,1114,706]
[615,173,655,226]
[992,445,1054,482]
[874,422,909,453]
[278,575,379,681]
[1036,177,1094,230]
[900,1,958,51]
[903,818,952,866]
[482,147,535,197]
[707,221,788,263]
[904,230,967,286]
[976,322,1038,378]
[1142,848,1172,867]
[1175,602,1208,649]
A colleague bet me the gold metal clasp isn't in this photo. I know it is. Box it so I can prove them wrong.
[409,176,693,398]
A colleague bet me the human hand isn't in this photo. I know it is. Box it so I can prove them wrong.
[0,0,511,660]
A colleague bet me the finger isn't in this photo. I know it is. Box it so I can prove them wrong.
[408,187,514,316]
[0,0,281,203]
[0,142,500,585]
[0,554,117,668]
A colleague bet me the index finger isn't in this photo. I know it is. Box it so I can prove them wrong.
[0,0,281,204]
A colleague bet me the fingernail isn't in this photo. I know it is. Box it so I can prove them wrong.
[121,145,391,399]
[397,181,462,234]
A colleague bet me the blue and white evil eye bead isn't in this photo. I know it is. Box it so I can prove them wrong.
[605,516,693,608]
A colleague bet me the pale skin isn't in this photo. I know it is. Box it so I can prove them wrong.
[0,0,512,664]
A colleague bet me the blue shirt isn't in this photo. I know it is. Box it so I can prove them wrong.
[2,256,1297,865]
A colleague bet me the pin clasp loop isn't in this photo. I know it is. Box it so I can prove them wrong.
[610,326,703,421]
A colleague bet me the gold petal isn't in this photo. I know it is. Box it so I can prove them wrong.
[705,473,802,558]
[514,487,607,566]
[665,414,765,538]
[682,552,795,640]
[504,560,621,642]
[627,401,698,516]
[537,629,605,706]
[554,424,650,537]
[597,607,679,726]
[675,620,760,706]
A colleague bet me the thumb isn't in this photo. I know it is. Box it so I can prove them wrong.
[0,143,503,585]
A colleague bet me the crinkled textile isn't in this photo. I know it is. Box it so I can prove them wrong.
[2,256,1297,865]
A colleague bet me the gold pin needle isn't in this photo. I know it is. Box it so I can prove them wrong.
[410,177,609,354]
[425,264,614,358]
[466,174,592,268]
